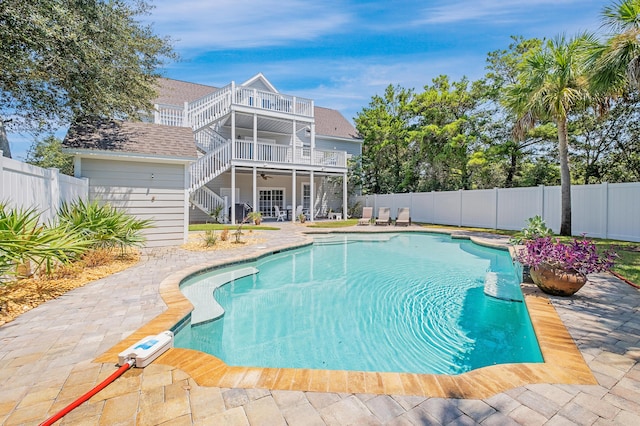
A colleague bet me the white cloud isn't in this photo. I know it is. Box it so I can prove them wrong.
[147,0,351,51]
[415,0,588,25]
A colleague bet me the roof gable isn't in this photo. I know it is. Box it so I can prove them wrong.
[314,106,360,141]
[240,73,278,93]
[63,120,198,160]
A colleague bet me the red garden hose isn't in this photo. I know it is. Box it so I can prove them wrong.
[39,359,134,426]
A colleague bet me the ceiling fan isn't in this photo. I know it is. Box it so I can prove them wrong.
[260,173,273,180]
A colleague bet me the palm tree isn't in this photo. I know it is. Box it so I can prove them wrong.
[505,35,591,236]
[590,0,640,95]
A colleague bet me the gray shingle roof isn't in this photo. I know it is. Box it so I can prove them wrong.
[155,78,218,105]
[313,106,360,140]
[155,78,360,141]
[63,120,198,160]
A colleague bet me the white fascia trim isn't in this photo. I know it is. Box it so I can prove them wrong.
[64,149,196,164]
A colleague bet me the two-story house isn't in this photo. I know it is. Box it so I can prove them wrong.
[63,73,362,247]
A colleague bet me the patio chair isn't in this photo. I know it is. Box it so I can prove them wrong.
[274,205,286,222]
[395,207,411,226]
[375,207,391,226]
[358,207,373,225]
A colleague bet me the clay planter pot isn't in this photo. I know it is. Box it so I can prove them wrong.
[529,265,587,296]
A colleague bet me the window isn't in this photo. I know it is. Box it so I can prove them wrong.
[302,184,311,211]
[259,189,285,217]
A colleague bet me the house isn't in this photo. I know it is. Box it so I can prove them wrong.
[63,73,362,247]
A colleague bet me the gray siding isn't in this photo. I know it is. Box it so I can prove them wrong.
[80,158,187,247]
[315,137,361,157]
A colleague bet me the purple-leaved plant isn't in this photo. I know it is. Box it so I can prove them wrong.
[516,236,617,277]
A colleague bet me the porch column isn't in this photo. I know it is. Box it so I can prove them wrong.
[310,123,316,165]
[310,171,315,221]
[253,114,257,160]
[292,169,297,222]
[231,165,236,224]
[343,172,348,220]
[252,167,257,215]
[292,119,296,163]
[231,111,236,159]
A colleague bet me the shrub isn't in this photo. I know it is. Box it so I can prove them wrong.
[516,236,617,277]
[511,215,554,245]
[202,230,217,247]
[0,203,90,278]
[220,228,229,241]
[57,199,152,252]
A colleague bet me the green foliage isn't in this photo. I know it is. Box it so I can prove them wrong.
[25,136,74,176]
[57,199,152,252]
[201,230,217,247]
[0,203,90,278]
[511,216,554,245]
[208,204,225,223]
[0,0,175,132]
[246,211,262,225]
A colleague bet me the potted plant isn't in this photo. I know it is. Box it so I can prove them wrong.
[247,211,262,225]
[516,236,616,296]
[511,216,555,283]
[298,213,306,223]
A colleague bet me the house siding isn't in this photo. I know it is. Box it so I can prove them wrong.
[80,158,188,247]
[316,137,361,157]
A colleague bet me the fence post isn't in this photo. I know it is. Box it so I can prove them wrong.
[0,150,4,201]
[458,189,463,227]
[494,187,499,230]
[48,168,60,223]
[539,185,545,219]
[602,182,609,240]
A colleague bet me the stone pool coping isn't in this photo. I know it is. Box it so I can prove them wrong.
[95,227,597,399]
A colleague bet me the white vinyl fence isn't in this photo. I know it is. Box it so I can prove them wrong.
[355,182,640,242]
[0,152,89,222]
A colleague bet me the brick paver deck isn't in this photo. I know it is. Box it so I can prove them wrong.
[1,223,639,425]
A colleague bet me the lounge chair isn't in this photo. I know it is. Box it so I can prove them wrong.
[274,205,286,222]
[358,207,373,225]
[395,207,411,226]
[375,207,391,226]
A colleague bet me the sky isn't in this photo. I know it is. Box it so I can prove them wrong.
[8,0,608,160]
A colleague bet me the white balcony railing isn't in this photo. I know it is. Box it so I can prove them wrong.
[233,140,345,168]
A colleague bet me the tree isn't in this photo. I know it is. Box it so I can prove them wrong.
[0,0,174,134]
[589,0,640,95]
[411,76,485,191]
[505,35,592,235]
[25,136,74,176]
[355,85,413,194]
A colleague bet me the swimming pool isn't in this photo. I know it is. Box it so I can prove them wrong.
[175,232,542,375]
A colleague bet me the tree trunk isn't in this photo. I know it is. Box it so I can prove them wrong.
[557,119,572,236]
[0,120,12,158]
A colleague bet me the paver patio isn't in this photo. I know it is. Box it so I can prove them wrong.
[1,223,639,425]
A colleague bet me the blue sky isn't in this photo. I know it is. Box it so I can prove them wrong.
[9,0,607,159]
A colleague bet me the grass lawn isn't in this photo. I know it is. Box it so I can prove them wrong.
[306,219,359,228]
[189,223,280,231]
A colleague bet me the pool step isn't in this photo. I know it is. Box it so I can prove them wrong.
[484,272,523,302]
[181,266,259,325]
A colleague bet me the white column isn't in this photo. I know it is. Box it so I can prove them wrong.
[183,101,189,127]
[231,111,236,159]
[253,167,257,214]
[310,171,315,221]
[183,164,189,243]
[343,172,348,220]
[292,120,296,163]
[310,123,316,165]
[231,165,236,224]
[292,170,297,222]
[253,113,257,161]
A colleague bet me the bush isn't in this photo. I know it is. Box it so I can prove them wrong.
[57,199,152,252]
[0,203,90,278]
[511,215,554,245]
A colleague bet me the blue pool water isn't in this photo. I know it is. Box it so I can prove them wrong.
[175,233,543,374]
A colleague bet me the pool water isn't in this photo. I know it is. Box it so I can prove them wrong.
[175,233,543,375]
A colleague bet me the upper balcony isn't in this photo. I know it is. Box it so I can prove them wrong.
[154,83,314,131]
